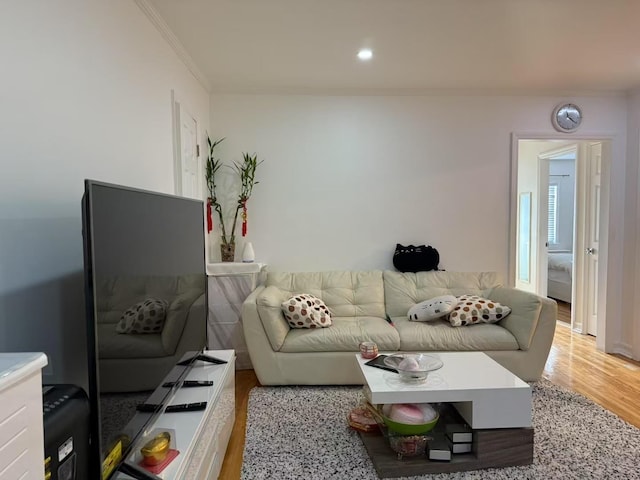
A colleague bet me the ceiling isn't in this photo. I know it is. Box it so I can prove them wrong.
[145,0,640,94]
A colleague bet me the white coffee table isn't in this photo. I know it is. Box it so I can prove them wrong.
[356,351,531,429]
[356,352,534,477]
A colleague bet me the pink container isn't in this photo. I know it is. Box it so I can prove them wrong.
[359,341,379,359]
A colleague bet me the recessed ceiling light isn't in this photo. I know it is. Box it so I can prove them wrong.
[357,49,373,61]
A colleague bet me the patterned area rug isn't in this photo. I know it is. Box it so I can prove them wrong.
[100,391,150,447]
[241,379,640,479]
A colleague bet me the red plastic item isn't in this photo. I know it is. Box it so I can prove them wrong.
[139,449,180,474]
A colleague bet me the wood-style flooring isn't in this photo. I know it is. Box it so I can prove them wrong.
[556,300,571,323]
[219,320,640,479]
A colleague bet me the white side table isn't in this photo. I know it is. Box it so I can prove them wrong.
[0,352,48,480]
[206,263,266,369]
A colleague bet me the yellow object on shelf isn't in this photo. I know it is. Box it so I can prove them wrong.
[141,431,171,466]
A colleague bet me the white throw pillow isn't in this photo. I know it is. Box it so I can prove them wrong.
[448,294,511,327]
[281,294,332,329]
[407,295,458,322]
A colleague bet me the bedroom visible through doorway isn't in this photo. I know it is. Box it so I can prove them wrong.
[512,137,610,338]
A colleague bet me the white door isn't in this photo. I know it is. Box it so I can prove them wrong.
[173,102,201,199]
[537,158,550,297]
[584,142,601,336]
[573,142,601,335]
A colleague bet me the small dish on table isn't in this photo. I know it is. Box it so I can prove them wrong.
[383,353,443,383]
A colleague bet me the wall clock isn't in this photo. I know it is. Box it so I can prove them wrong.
[552,103,582,133]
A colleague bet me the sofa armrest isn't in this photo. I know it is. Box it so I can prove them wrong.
[162,291,205,354]
[250,285,291,351]
[489,286,557,351]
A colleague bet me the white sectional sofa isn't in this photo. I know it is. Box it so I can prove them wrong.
[242,270,557,385]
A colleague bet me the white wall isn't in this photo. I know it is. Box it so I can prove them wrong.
[210,93,636,354]
[629,89,640,359]
[0,1,209,387]
[210,95,627,273]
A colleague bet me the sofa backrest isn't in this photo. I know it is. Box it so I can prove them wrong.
[384,271,503,317]
[96,274,204,325]
[265,271,386,318]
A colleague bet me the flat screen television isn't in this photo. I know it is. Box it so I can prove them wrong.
[82,180,207,479]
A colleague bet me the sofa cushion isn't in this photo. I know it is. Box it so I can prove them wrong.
[116,298,168,334]
[98,324,167,359]
[280,316,400,353]
[448,295,511,327]
[266,271,386,318]
[408,295,458,322]
[384,271,503,318]
[281,294,332,328]
[392,316,519,351]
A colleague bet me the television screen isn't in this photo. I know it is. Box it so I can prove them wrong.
[82,180,207,479]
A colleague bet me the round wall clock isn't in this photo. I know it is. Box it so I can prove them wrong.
[552,103,582,132]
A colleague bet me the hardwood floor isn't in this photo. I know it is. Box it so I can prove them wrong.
[219,369,259,480]
[219,322,640,478]
[555,300,571,323]
[543,322,640,428]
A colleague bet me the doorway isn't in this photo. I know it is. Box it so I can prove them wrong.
[539,145,576,325]
[511,137,610,337]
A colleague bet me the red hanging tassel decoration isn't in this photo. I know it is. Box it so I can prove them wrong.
[241,199,248,237]
[206,198,213,233]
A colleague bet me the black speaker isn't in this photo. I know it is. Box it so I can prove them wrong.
[43,385,90,480]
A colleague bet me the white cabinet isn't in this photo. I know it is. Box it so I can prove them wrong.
[207,263,266,369]
[0,352,48,480]
[116,350,235,480]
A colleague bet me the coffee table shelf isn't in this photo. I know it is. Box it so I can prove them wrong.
[360,427,533,478]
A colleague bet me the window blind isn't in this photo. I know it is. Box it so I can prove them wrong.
[548,184,558,244]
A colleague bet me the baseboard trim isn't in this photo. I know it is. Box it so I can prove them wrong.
[611,341,633,358]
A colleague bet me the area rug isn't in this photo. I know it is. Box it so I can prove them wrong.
[241,379,640,479]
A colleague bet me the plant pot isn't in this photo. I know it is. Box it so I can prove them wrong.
[220,243,235,262]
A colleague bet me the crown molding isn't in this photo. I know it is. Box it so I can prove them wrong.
[208,85,628,97]
[134,0,210,92]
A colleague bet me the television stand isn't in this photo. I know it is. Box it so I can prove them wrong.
[113,350,235,479]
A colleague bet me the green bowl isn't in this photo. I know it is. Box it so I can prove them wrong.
[383,413,439,435]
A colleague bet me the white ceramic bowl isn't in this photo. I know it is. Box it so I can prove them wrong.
[383,353,443,383]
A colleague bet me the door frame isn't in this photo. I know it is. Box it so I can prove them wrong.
[171,89,203,199]
[509,133,612,347]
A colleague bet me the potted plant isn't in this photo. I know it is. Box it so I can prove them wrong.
[205,136,263,262]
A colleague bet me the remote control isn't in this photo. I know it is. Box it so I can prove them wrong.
[165,401,207,412]
[136,403,162,413]
[162,380,213,388]
[183,380,213,387]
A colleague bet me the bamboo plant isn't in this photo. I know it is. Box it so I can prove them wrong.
[205,136,263,257]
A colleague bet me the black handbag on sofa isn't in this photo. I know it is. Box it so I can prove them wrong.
[393,244,440,273]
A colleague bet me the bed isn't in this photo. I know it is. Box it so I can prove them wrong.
[548,251,573,303]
